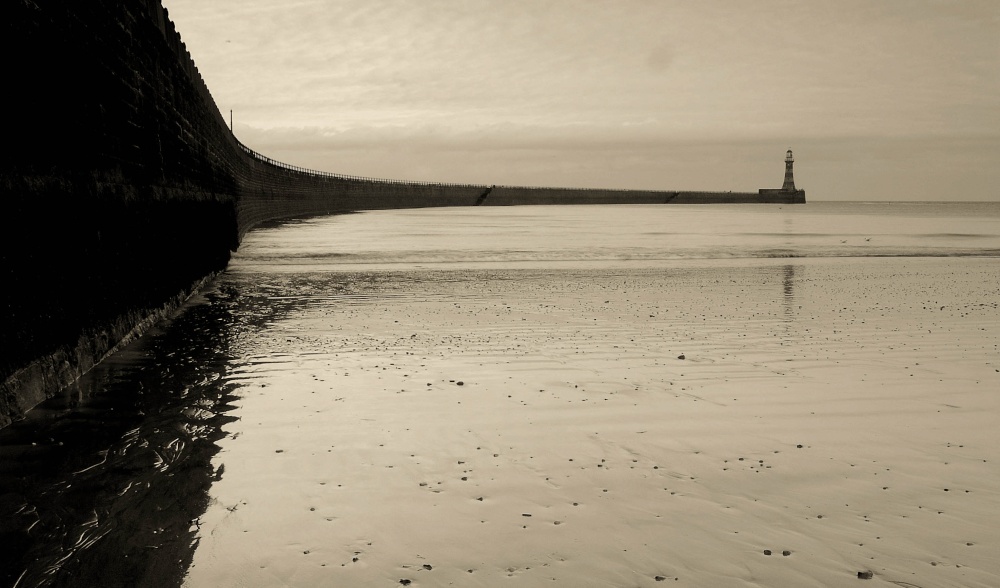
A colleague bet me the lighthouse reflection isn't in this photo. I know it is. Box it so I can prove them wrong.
[782,264,796,319]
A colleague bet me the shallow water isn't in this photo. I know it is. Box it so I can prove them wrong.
[2,203,999,587]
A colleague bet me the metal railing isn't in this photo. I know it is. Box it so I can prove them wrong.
[233,139,750,196]
[234,139,480,188]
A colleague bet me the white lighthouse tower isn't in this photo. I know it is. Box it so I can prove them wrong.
[782,149,796,191]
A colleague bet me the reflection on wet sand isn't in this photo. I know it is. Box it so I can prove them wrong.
[0,287,258,587]
[782,263,796,321]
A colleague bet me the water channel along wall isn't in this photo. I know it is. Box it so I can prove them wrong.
[1,0,805,426]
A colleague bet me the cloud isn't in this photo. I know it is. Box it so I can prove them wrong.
[164,0,1000,199]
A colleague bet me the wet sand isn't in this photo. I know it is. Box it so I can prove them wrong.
[183,257,1000,587]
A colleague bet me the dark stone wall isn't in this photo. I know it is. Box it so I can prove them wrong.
[484,187,805,206]
[230,148,488,239]
[2,0,244,426]
[757,189,807,204]
[484,186,672,206]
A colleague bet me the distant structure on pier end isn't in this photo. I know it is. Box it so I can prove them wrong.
[782,149,797,191]
[758,149,806,203]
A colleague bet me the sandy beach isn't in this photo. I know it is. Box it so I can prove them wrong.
[182,255,1000,587]
[4,205,998,587]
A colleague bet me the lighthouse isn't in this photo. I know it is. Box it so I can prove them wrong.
[782,149,796,191]
[757,150,806,202]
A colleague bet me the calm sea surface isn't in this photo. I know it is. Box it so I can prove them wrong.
[238,202,1000,270]
[1,202,998,586]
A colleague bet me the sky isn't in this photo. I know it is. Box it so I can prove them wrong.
[161,0,999,201]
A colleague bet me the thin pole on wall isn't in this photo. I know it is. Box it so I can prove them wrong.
[230,110,233,133]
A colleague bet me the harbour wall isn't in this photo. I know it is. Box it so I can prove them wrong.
[1,0,802,426]
[482,188,805,206]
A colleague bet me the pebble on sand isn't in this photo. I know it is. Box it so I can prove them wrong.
[857,570,873,579]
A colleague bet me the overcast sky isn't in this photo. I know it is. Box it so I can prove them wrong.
[161,0,998,201]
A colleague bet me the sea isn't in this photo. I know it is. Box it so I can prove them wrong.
[1,201,998,587]
[234,202,1000,270]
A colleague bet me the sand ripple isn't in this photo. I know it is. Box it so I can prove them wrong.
[184,258,1000,587]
